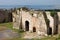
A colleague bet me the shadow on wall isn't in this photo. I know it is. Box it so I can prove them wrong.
[42,11,51,35]
[54,13,58,34]
[43,11,58,35]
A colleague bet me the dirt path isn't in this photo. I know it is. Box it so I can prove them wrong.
[0,26,20,40]
[0,26,7,31]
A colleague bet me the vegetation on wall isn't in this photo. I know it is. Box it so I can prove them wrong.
[22,7,29,11]
[50,11,57,17]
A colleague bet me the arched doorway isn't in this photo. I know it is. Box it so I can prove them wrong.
[47,27,52,35]
[33,27,36,32]
[25,21,29,31]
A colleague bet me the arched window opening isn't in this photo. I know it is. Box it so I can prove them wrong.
[33,27,36,32]
[25,21,29,31]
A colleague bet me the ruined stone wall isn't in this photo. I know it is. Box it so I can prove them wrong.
[12,8,60,35]
[57,12,60,34]
[21,11,32,31]
[37,11,47,35]
[21,10,41,33]
[45,11,54,35]
[12,10,20,29]
[54,13,58,34]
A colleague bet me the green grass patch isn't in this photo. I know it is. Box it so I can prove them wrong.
[0,22,25,40]
[0,22,24,33]
[0,22,13,29]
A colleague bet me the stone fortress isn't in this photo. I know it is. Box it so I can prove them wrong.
[12,7,60,37]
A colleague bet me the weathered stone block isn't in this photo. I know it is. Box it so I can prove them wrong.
[57,12,60,34]
[46,11,54,35]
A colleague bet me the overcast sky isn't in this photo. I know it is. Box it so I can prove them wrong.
[0,0,60,5]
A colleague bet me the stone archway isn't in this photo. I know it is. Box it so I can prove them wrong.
[25,21,29,31]
[33,27,36,32]
[47,27,52,35]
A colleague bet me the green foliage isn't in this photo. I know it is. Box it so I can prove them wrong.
[0,22,13,30]
[22,7,29,11]
[17,8,21,10]
[50,11,56,17]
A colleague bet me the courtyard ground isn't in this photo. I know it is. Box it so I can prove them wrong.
[0,22,60,40]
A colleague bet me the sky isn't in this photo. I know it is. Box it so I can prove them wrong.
[0,0,60,5]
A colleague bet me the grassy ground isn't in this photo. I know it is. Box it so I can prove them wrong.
[0,22,13,29]
[0,22,20,32]
[0,22,60,40]
[0,22,22,40]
